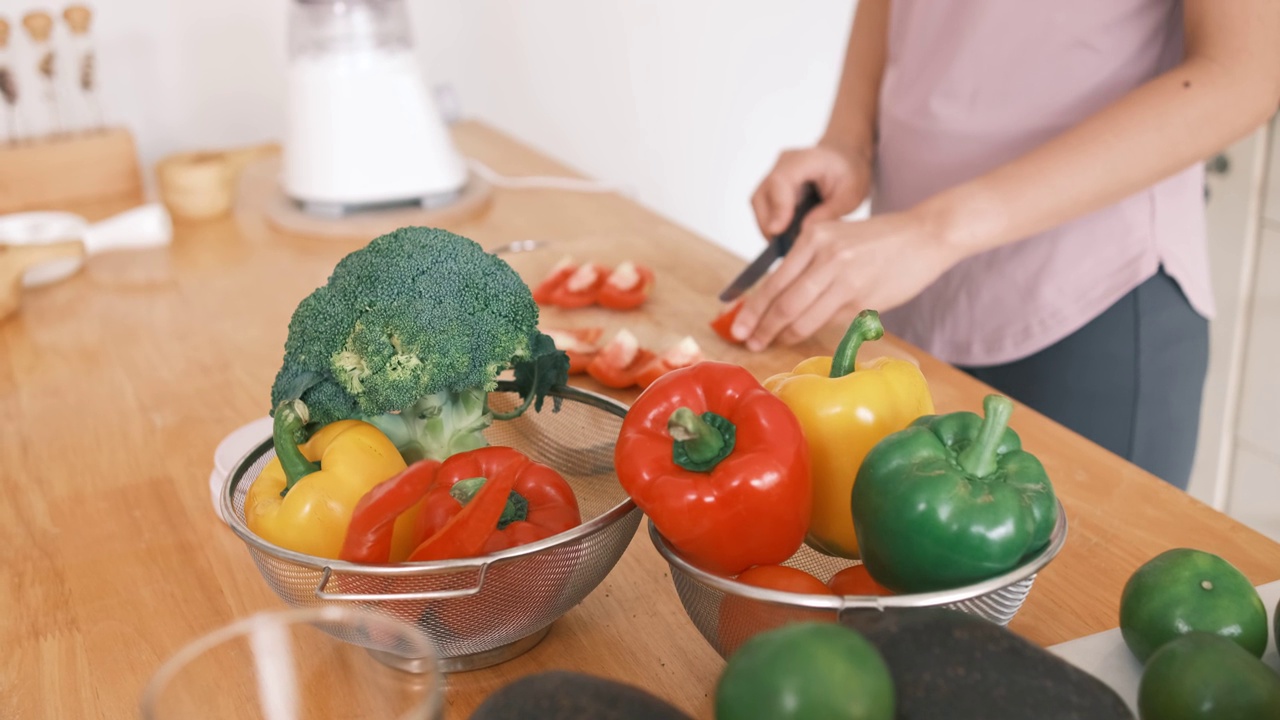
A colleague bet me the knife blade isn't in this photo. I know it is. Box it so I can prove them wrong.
[718,182,823,302]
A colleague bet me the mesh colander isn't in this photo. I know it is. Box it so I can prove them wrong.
[652,501,1068,659]
[222,381,639,673]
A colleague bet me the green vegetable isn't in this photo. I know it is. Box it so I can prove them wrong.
[1120,548,1267,663]
[715,622,894,720]
[851,394,1057,593]
[469,670,693,720]
[1137,632,1280,720]
[269,227,568,462]
[847,607,1133,720]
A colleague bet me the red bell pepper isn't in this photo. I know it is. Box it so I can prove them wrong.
[598,261,655,310]
[614,361,811,575]
[636,336,704,389]
[340,459,441,564]
[546,263,608,309]
[532,256,576,305]
[418,449,581,554]
[543,326,604,375]
[711,301,745,345]
[587,328,655,389]
[408,448,525,562]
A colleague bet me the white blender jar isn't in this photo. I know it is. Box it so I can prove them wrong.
[283,0,468,216]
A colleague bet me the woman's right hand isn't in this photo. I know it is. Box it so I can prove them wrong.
[751,144,871,237]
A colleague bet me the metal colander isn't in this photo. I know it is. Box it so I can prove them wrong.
[652,501,1068,659]
[222,382,639,673]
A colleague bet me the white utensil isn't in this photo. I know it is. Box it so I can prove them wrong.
[0,203,172,287]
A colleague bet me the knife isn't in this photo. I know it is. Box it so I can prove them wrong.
[718,182,823,303]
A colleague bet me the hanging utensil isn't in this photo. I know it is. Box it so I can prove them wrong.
[21,10,60,138]
[62,4,100,132]
[0,17,19,144]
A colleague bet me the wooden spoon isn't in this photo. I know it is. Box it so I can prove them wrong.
[63,5,92,35]
[21,11,53,42]
[0,240,84,321]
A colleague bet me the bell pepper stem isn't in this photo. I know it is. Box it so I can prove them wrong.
[450,476,529,529]
[272,400,320,496]
[829,309,885,378]
[668,407,736,472]
[957,394,1015,479]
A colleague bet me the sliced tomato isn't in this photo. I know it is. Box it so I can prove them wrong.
[532,256,577,305]
[542,326,605,375]
[598,261,655,311]
[586,328,655,389]
[546,263,608,309]
[711,300,745,344]
[636,336,704,389]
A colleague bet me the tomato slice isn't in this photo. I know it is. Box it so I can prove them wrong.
[532,256,577,305]
[598,261,655,311]
[827,564,894,597]
[636,336,704,389]
[586,329,655,389]
[543,326,605,375]
[711,300,745,344]
[546,263,608,309]
[735,565,835,595]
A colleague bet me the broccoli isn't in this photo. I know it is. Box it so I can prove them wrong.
[268,226,568,462]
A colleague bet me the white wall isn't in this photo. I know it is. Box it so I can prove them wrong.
[1,0,854,258]
[413,1,858,257]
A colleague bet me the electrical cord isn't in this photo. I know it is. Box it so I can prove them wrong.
[467,157,635,198]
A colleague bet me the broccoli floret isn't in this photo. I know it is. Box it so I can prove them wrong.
[268,227,566,461]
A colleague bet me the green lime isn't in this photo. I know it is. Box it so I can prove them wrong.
[715,622,894,720]
[1120,548,1267,663]
[1138,632,1280,719]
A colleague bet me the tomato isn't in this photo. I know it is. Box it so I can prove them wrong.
[1137,632,1280,720]
[828,564,894,597]
[716,623,895,720]
[586,329,654,389]
[542,327,604,375]
[546,263,608,309]
[711,300,745,344]
[635,336,704,389]
[1119,548,1268,663]
[717,565,835,657]
[532,257,576,305]
[597,261,655,310]
[735,565,834,595]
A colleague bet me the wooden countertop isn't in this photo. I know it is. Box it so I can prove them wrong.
[4,121,1279,719]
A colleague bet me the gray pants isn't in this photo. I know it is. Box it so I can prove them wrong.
[960,268,1209,490]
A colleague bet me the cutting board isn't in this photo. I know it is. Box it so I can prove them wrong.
[1048,580,1280,713]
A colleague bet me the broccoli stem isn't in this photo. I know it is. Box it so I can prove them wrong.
[272,400,320,496]
[367,388,494,463]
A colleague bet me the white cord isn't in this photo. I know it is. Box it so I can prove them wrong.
[467,157,635,197]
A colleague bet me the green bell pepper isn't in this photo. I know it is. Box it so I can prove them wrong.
[850,394,1057,593]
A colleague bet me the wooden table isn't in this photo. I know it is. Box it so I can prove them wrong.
[4,122,1280,719]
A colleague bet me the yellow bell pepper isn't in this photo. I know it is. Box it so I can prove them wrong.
[245,401,420,560]
[763,310,934,559]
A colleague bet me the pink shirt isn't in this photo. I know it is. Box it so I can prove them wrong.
[876,0,1213,367]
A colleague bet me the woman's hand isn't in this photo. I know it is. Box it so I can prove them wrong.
[731,210,965,351]
[751,144,871,237]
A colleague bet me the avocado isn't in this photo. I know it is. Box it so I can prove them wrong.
[469,670,694,720]
[841,607,1133,720]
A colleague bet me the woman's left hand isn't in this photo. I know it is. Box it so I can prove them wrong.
[730,210,964,351]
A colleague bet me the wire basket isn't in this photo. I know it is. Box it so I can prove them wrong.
[222,381,640,673]
[651,500,1068,659]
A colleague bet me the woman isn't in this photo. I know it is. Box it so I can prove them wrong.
[731,0,1280,489]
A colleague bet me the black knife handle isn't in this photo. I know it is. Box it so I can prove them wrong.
[774,182,823,256]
